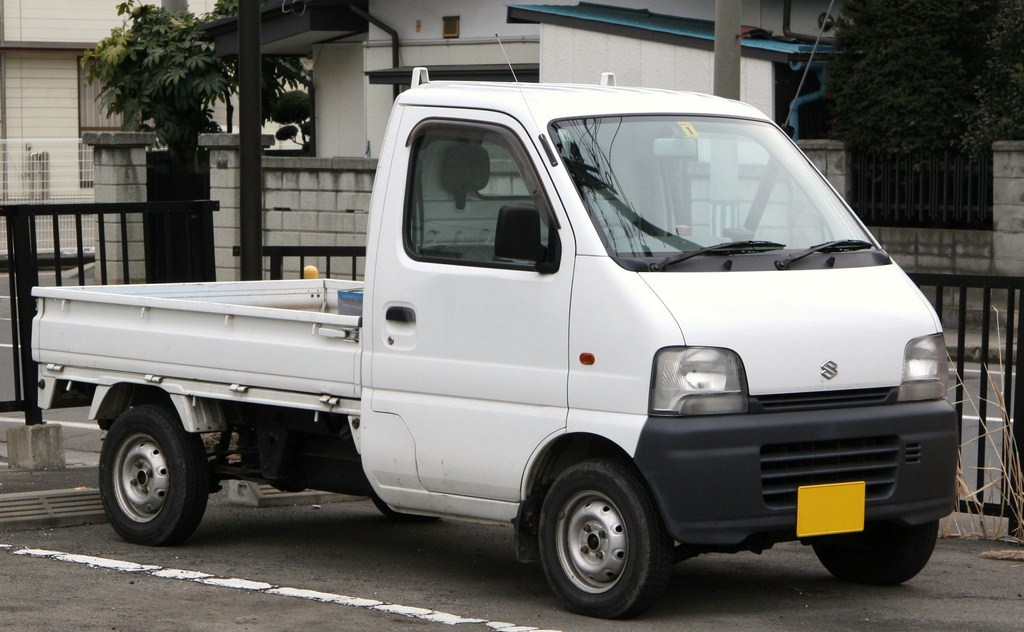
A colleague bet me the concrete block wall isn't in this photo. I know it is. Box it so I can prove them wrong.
[796,139,1024,277]
[993,141,1024,277]
[203,133,375,281]
[82,131,154,284]
[261,156,375,279]
[203,133,274,282]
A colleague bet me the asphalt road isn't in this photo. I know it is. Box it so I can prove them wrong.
[1,435,1022,628]
[2,468,1023,632]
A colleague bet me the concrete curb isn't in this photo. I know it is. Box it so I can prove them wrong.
[226,481,365,508]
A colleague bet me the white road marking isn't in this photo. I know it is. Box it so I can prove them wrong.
[2,545,561,631]
[199,577,275,591]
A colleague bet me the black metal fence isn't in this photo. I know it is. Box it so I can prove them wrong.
[264,245,366,280]
[910,273,1023,535]
[850,152,993,229]
[2,201,218,423]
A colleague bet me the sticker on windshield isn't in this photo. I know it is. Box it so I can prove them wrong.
[678,122,699,137]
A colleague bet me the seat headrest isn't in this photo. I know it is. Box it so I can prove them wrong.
[440,143,490,209]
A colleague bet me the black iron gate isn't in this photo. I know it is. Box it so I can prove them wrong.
[2,201,218,423]
[911,273,1024,535]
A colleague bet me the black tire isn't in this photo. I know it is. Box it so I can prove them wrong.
[99,404,210,546]
[368,489,440,522]
[811,519,939,586]
[538,458,673,619]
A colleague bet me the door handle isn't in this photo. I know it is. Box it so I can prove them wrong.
[386,306,416,323]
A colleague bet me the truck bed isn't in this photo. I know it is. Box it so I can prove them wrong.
[32,279,364,407]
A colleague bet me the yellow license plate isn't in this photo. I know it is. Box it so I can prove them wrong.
[796,481,866,538]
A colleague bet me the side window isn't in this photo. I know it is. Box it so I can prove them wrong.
[405,122,558,270]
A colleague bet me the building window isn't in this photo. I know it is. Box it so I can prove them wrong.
[78,58,124,133]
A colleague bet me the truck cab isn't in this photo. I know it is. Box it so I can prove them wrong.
[359,74,956,616]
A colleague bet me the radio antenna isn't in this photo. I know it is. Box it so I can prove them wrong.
[495,34,558,168]
[495,35,561,230]
[496,34,521,84]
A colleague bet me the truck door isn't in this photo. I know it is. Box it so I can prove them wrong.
[366,109,573,502]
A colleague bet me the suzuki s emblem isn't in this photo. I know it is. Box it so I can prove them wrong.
[820,360,839,380]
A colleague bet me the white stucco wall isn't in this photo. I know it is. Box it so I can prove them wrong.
[0,0,228,144]
[2,0,125,43]
[539,24,775,118]
[0,1,219,43]
[313,43,368,158]
[310,0,821,157]
[2,55,79,138]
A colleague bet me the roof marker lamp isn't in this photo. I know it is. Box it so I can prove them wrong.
[651,347,748,416]
[898,334,949,402]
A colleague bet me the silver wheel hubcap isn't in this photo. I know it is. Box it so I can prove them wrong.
[113,433,170,523]
[555,490,628,593]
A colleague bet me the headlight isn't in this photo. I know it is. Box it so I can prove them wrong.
[897,334,949,402]
[650,347,748,415]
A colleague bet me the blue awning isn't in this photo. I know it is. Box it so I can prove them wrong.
[507,3,836,62]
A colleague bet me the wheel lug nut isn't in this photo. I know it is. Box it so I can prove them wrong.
[596,551,605,560]
[599,530,606,539]
[581,546,589,554]
[583,525,592,533]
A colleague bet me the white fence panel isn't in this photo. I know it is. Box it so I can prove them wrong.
[0,138,96,257]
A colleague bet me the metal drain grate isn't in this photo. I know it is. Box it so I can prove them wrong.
[0,488,107,530]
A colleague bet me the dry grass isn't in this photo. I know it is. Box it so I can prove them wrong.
[979,549,1024,561]
[941,306,1024,544]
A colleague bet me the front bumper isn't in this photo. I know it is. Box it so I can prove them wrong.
[633,400,958,547]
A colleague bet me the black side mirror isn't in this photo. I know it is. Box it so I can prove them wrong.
[494,204,560,274]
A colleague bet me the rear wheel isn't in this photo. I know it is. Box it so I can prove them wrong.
[99,405,209,546]
[538,459,673,619]
[812,520,939,585]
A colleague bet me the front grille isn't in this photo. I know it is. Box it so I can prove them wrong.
[752,387,895,413]
[760,436,900,508]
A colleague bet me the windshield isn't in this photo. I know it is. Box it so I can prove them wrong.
[550,116,871,267]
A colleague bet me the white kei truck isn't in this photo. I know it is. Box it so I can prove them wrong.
[32,69,957,619]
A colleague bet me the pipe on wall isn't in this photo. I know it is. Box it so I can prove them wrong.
[349,5,400,101]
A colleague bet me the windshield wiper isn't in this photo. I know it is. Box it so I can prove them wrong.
[650,241,785,271]
[774,239,874,270]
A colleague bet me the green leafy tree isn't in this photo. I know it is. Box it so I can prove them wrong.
[84,1,228,172]
[212,0,310,132]
[964,0,1024,153]
[84,0,310,172]
[827,0,995,153]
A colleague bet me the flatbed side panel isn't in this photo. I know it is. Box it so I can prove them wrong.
[33,281,362,398]
[33,279,363,320]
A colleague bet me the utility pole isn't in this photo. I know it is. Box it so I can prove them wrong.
[713,0,742,100]
[161,0,188,12]
[239,0,263,280]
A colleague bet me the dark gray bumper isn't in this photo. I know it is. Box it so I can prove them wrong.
[633,400,958,547]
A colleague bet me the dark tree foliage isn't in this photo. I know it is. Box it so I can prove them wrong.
[84,0,310,172]
[213,0,311,131]
[827,0,995,153]
[84,1,227,172]
[271,90,311,151]
[964,0,1024,153]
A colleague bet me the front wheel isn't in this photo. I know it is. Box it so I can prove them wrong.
[99,404,210,546]
[538,459,673,619]
[811,519,939,585]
